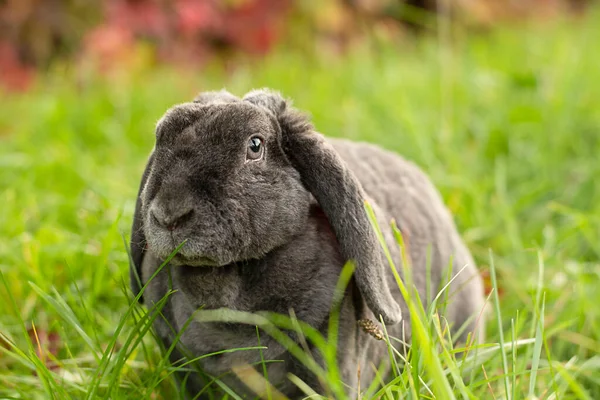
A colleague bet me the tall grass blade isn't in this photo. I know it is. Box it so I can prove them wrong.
[488,250,511,399]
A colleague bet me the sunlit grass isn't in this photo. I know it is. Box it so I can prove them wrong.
[1,8,599,399]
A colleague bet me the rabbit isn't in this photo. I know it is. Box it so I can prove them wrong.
[129,88,486,399]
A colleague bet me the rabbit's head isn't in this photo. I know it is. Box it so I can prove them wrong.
[131,89,402,325]
[139,92,309,268]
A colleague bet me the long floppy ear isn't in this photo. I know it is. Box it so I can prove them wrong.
[129,152,155,303]
[243,89,402,325]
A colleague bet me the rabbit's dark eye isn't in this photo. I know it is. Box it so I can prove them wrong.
[246,136,264,161]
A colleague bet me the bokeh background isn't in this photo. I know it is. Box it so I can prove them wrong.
[0,0,593,92]
[1,1,599,398]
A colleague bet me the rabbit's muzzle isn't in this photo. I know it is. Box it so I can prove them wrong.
[150,204,194,232]
[144,199,216,264]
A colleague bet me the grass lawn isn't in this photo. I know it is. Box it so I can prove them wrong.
[1,9,599,400]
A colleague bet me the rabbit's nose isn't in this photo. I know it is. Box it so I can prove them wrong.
[151,206,194,231]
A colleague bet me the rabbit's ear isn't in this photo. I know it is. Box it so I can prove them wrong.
[244,90,402,325]
[129,153,155,303]
[193,89,240,105]
[243,88,287,116]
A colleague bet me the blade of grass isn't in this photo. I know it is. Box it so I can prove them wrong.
[488,250,511,399]
[528,292,545,398]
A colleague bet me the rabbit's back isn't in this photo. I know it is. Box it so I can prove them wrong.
[329,138,456,245]
[329,138,485,343]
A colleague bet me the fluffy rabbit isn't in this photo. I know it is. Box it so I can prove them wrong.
[129,89,486,399]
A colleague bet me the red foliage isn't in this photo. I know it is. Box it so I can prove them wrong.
[0,0,292,91]
[27,324,61,372]
[107,0,170,38]
[82,25,136,73]
[175,0,221,37]
[0,40,34,91]
[224,0,289,54]
[0,0,593,92]
[82,0,291,70]
[480,269,505,298]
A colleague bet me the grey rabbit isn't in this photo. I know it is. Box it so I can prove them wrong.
[129,88,486,399]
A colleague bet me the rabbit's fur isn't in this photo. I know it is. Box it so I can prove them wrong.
[130,89,486,399]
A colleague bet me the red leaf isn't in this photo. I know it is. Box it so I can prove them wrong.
[224,0,291,54]
[0,41,34,92]
[480,269,505,298]
[106,0,169,37]
[174,0,222,36]
[82,24,135,71]
[27,323,61,371]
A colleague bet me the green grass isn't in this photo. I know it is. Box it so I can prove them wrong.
[1,9,600,399]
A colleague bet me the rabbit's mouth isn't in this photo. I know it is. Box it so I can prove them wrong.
[144,225,232,267]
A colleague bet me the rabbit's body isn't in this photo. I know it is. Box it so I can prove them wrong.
[330,139,485,342]
[140,204,358,396]
[130,90,485,399]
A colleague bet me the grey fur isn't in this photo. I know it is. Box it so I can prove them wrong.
[129,89,486,399]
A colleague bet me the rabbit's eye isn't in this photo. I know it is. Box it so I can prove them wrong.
[246,136,264,161]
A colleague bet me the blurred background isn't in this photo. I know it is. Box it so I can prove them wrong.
[1,0,599,398]
[0,0,593,91]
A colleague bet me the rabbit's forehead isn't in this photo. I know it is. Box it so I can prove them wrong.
[157,102,274,146]
[199,104,273,137]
